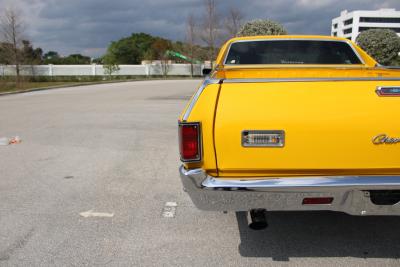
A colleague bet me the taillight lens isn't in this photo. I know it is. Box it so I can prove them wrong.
[179,122,201,162]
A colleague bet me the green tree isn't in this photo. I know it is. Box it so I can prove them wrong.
[92,57,103,64]
[43,51,61,64]
[151,38,172,77]
[391,55,400,66]
[237,19,287,36]
[22,40,43,64]
[105,33,155,64]
[142,49,154,61]
[62,54,91,64]
[103,54,120,79]
[151,38,172,59]
[356,29,400,65]
[43,52,91,65]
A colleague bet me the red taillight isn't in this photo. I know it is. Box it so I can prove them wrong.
[179,122,201,162]
[302,197,334,205]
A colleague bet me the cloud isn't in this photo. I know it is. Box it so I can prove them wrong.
[0,0,399,57]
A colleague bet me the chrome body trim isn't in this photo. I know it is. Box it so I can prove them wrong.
[180,166,400,215]
[223,38,365,66]
[182,78,221,121]
[220,65,367,70]
[376,86,400,97]
[202,175,400,190]
[381,66,400,70]
[223,77,400,83]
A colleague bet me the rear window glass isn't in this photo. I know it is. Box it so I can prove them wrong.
[225,40,362,65]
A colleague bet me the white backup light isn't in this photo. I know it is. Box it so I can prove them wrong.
[242,130,285,147]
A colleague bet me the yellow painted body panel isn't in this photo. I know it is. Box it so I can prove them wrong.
[179,84,220,175]
[215,81,400,177]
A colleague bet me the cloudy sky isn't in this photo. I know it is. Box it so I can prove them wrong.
[1,0,400,57]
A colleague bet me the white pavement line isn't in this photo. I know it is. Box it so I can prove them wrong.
[79,210,114,218]
[162,202,178,218]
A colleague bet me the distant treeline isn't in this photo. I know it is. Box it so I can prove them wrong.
[0,33,210,65]
[0,40,92,65]
[100,32,210,65]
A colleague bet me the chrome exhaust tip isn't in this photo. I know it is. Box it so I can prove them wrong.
[249,209,268,230]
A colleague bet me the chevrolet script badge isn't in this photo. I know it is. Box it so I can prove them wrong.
[373,134,400,145]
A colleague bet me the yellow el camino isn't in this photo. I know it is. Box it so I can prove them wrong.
[178,35,400,228]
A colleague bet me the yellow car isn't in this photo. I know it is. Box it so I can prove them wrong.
[178,35,400,228]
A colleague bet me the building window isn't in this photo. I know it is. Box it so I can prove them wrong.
[359,27,400,33]
[333,23,338,29]
[332,32,337,36]
[344,18,353,25]
[360,17,400,23]
[344,28,352,34]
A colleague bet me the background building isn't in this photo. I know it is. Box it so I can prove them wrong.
[331,9,400,42]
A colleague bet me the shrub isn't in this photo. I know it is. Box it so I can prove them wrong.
[356,29,400,65]
[237,19,287,37]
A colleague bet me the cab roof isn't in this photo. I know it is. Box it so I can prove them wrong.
[227,35,350,42]
[215,35,377,67]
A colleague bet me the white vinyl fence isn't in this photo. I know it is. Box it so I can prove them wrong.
[0,63,204,76]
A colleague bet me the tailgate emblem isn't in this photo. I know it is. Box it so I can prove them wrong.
[376,87,400,97]
[373,134,400,145]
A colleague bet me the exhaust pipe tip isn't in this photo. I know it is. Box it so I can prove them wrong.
[248,209,268,230]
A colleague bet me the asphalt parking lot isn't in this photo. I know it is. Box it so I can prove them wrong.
[1,80,400,266]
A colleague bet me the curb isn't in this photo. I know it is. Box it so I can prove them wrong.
[0,77,200,96]
[0,82,107,96]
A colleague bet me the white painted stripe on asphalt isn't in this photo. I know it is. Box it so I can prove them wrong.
[79,210,114,218]
[162,202,177,218]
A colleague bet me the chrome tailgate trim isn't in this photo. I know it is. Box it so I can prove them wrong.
[203,175,400,191]
[223,77,400,83]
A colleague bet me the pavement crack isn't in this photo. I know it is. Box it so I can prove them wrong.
[0,228,35,261]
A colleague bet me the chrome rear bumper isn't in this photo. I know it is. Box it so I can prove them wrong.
[179,166,400,215]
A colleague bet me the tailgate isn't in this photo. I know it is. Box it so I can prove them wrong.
[214,81,400,177]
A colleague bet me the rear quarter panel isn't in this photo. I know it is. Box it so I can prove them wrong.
[179,83,221,175]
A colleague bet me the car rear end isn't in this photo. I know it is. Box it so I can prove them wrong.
[179,36,400,216]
